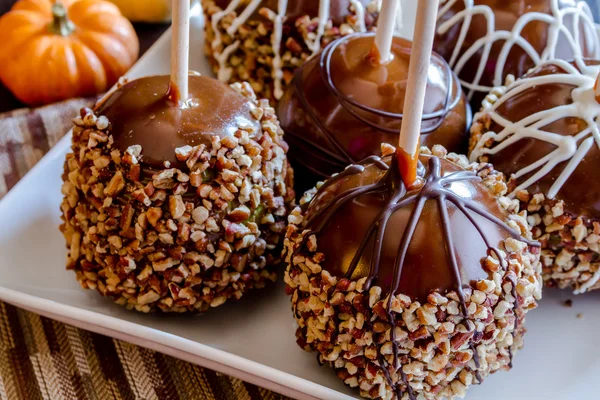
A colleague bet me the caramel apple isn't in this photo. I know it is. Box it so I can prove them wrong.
[470,58,600,294]
[434,0,600,108]
[59,75,293,312]
[202,0,379,101]
[284,145,541,399]
[278,33,468,193]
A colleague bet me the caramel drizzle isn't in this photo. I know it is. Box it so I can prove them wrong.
[167,81,182,105]
[296,155,539,398]
[285,32,461,174]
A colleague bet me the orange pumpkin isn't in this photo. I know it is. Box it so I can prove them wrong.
[0,0,139,106]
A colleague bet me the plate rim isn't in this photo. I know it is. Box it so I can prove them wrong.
[0,286,353,400]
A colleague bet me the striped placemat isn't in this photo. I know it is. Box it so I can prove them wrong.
[0,99,291,400]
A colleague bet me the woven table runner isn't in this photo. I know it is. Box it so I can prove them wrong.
[0,99,291,400]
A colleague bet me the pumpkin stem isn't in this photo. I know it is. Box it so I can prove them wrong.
[49,2,75,36]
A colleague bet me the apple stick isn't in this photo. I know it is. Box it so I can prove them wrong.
[397,0,439,187]
[373,0,400,63]
[170,0,190,105]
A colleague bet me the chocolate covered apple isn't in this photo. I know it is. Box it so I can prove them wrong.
[278,32,468,192]
[435,0,600,107]
[470,58,600,293]
[284,145,541,399]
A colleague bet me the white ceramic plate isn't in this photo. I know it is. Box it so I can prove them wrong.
[1,3,599,400]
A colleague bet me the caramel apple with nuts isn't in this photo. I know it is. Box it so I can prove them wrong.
[61,0,293,313]
[470,58,600,294]
[202,0,379,102]
[59,74,293,312]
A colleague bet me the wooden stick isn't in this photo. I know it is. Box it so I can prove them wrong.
[170,0,190,105]
[397,0,439,187]
[373,0,400,63]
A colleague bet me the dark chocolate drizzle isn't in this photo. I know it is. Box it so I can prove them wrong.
[296,155,539,398]
[285,33,462,171]
[507,274,520,369]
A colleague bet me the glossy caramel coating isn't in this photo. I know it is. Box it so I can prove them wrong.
[96,75,260,168]
[434,0,595,107]
[213,0,372,25]
[278,34,467,188]
[304,155,511,300]
[478,61,600,217]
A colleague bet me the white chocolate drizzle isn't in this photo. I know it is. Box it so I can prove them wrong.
[470,58,600,200]
[575,267,600,294]
[307,0,331,55]
[394,0,402,34]
[271,0,288,100]
[210,0,241,82]
[436,0,600,101]
[349,0,366,33]
[209,0,371,100]
[226,0,262,36]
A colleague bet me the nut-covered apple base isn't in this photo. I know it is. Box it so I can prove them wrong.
[202,0,378,102]
[471,117,600,295]
[283,149,542,400]
[524,193,600,294]
[60,83,293,313]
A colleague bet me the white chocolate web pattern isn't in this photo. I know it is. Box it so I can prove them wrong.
[209,0,371,100]
[470,58,600,200]
[436,0,600,101]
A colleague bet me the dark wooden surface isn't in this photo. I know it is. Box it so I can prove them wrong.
[0,0,169,113]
